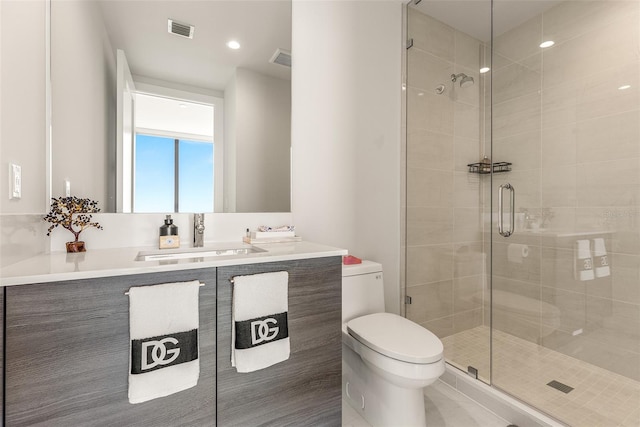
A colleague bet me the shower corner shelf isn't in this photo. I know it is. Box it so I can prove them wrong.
[467,161,512,174]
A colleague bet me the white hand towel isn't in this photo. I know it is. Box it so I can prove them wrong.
[593,238,611,278]
[574,240,594,281]
[128,280,201,404]
[232,271,290,373]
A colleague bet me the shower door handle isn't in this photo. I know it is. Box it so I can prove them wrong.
[498,183,515,237]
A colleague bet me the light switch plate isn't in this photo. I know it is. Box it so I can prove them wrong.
[9,163,21,199]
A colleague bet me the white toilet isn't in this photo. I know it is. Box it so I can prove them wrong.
[342,261,444,427]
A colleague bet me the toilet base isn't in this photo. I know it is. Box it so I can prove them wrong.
[343,345,427,427]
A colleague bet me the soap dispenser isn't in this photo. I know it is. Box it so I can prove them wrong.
[159,215,180,249]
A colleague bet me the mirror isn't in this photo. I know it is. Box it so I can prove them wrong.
[51,0,291,213]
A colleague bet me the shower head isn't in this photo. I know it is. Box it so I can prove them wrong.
[460,75,474,87]
[451,73,474,88]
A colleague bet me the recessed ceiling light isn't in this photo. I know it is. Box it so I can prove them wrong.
[539,40,555,48]
[480,67,490,74]
[179,103,187,109]
[227,40,241,50]
[618,85,631,90]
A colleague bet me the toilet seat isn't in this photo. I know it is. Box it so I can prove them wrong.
[347,313,443,364]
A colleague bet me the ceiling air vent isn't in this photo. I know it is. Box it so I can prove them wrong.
[168,19,194,39]
[269,48,291,68]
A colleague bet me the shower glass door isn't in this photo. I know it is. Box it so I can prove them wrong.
[405,0,640,425]
[404,0,492,384]
[491,1,640,425]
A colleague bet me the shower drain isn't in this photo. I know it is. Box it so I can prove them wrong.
[547,380,574,394]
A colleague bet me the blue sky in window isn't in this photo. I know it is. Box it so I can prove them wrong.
[134,134,214,213]
[179,140,214,212]
[134,134,174,213]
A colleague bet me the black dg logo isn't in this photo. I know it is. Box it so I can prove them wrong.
[131,329,199,374]
[251,318,279,345]
[235,312,289,350]
[141,337,180,369]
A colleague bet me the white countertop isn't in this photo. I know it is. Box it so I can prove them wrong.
[0,241,348,286]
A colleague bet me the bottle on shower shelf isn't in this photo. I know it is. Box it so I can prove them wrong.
[480,156,491,173]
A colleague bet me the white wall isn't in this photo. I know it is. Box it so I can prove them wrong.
[0,0,48,214]
[51,0,116,209]
[291,0,403,313]
[234,68,291,213]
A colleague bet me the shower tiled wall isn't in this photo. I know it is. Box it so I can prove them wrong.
[405,10,487,339]
[491,0,640,381]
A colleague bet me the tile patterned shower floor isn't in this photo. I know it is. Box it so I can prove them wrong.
[442,326,640,427]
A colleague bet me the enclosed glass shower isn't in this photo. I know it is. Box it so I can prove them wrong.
[404,1,640,425]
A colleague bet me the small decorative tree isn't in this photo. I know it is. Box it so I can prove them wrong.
[44,196,103,252]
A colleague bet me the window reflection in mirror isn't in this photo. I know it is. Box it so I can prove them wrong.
[134,135,215,213]
[133,94,216,213]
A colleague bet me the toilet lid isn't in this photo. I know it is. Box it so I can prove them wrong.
[347,313,443,364]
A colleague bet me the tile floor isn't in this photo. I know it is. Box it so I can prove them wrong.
[442,326,640,427]
[342,380,510,427]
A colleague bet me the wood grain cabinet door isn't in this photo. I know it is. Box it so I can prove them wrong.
[4,269,216,427]
[216,257,342,426]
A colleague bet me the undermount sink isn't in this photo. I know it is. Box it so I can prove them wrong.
[136,245,267,261]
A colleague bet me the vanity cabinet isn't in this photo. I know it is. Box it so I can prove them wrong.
[216,256,342,426]
[2,255,342,426]
[4,268,217,427]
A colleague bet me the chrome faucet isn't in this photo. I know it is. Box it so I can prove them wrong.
[193,213,205,247]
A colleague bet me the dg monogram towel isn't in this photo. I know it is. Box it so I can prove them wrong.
[232,271,290,373]
[128,280,201,404]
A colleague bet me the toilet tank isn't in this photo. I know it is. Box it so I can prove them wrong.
[342,261,385,323]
